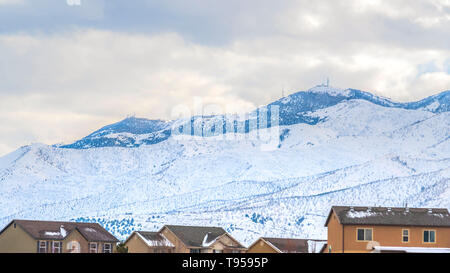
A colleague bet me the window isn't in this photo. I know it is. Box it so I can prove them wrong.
[190,249,201,253]
[38,241,47,253]
[423,230,436,243]
[67,241,81,253]
[52,241,62,253]
[89,242,98,253]
[213,249,223,253]
[103,243,112,253]
[328,245,332,253]
[356,228,373,241]
[402,229,409,243]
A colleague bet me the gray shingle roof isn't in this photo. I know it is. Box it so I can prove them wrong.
[3,219,118,242]
[262,238,308,253]
[327,206,450,227]
[164,225,228,248]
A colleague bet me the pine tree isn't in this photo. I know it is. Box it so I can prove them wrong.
[115,242,129,253]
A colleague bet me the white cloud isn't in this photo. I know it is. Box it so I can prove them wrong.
[0,0,23,5]
[0,0,449,156]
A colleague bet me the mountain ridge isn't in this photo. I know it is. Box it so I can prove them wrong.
[58,86,450,150]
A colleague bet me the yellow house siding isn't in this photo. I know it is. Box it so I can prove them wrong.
[161,227,190,253]
[63,229,89,253]
[0,223,36,253]
[125,233,153,253]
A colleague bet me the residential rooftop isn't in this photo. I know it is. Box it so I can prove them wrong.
[325,206,450,227]
[0,219,118,242]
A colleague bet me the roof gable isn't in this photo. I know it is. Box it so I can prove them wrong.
[163,225,227,248]
[134,231,174,248]
[262,238,308,253]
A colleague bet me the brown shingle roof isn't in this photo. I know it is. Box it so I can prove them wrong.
[326,206,450,227]
[4,220,118,242]
[261,238,326,253]
[163,225,242,248]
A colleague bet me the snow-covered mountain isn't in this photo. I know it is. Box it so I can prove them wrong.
[1,85,449,245]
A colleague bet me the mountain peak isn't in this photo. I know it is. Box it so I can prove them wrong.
[88,116,170,138]
[307,85,351,97]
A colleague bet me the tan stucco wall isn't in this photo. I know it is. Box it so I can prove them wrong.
[0,223,36,253]
[161,227,190,253]
[246,239,278,253]
[0,222,116,253]
[125,233,152,253]
[63,229,89,253]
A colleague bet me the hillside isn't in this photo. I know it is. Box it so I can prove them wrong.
[0,85,449,245]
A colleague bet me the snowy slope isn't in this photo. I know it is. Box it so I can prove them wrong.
[0,86,449,246]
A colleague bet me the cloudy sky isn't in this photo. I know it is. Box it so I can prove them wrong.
[0,0,449,156]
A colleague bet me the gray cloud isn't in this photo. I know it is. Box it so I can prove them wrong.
[0,0,449,156]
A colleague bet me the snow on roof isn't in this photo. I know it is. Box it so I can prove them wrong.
[307,240,327,253]
[346,210,377,218]
[60,225,67,237]
[44,225,67,238]
[202,232,219,247]
[373,246,450,253]
[83,227,97,233]
[331,206,450,227]
[44,231,61,237]
[137,232,174,248]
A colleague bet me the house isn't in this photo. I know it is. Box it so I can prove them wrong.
[125,225,246,253]
[322,206,450,253]
[0,219,119,253]
[124,231,175,253]
[246,237,326,253]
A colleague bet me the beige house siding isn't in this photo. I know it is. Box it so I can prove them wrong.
[0,222,116,253]
[160,227,191,253]
[63,229,89,253]
[125,233,152,253]
[0,223,36,253]
[246,239,278,253]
